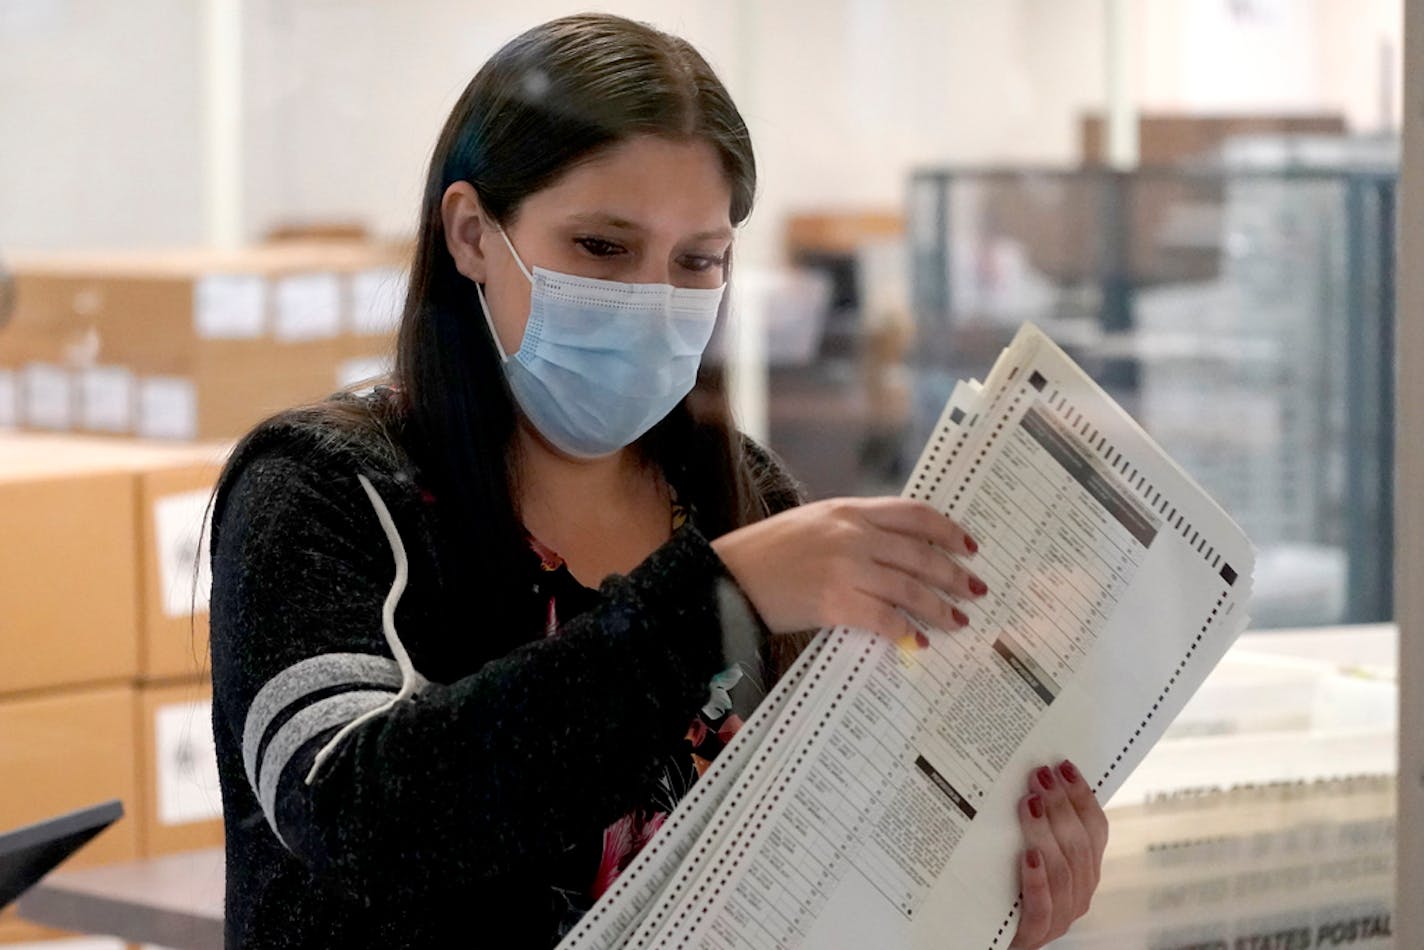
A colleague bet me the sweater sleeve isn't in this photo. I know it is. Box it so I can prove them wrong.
[208,441,769,905]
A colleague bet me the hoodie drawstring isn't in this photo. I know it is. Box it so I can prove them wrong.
[304,473,430,786]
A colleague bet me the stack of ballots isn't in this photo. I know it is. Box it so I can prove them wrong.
[559,323,1256,950]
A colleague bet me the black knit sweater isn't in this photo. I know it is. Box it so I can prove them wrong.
[208,389,805,948]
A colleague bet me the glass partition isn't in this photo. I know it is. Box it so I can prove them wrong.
[892,166,1397,629]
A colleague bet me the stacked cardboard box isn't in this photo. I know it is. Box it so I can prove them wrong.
[0,241,409,440]
[0,434,231,944]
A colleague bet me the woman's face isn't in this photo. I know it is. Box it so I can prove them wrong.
[444,134,735,358]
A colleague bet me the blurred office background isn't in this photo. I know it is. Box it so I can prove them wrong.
[0,1,1408,947]
[1,0,1402,629]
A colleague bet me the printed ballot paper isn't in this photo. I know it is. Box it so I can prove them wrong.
[558,323,1255,950]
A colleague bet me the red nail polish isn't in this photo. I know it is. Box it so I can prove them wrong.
[1037,766,1055,790]
[1026,848,1042,869]
[968,577,988,597]
[914,631,930,650]
[964,534,979,555]
[1059,760,1080,784]
[951,607,970,627]
[1027,795,1043,819]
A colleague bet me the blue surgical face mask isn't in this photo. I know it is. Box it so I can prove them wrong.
[475,228,726,459]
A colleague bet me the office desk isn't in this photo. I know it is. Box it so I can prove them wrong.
[17,847,223,949]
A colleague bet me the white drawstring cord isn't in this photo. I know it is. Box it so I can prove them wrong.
[304,473,430,786]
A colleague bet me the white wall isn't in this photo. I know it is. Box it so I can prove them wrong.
[0,0,204,249]
[1137,0,1324,114]
[1135,0,1401,131]
[1319,0,1404,132]
[240,0,1098,264]
[733,0,1107,262]
[0,0,1404,262]
[239,0,741,253]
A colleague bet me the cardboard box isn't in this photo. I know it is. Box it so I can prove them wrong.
[1080,113,1347,167]
[0,682,222,942]
[135,680,223,857]
[785,211,904,260]
[336,322,397,385]
[0,457,139,694]
[4,243,408,363]
[139,462,224,682]
[1,242,406,440]
[0,916,88,945]
[0,434,229,695]
[0,683,141,885]
[189,341,348,440]
[0,684,145,944]
[1,346,352,441]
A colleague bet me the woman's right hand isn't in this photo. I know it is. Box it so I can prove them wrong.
[710,497,986,640]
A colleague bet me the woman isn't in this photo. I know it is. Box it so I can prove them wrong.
[208,13,1107,948]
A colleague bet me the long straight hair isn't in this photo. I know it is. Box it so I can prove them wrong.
[215,14,774,659]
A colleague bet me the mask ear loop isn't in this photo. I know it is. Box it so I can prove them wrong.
[497,227,534,283]
[473,226,534,363]
[474,282,508,363]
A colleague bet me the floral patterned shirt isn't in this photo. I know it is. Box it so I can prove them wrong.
[523,492,771,930]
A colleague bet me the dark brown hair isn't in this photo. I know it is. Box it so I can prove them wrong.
[398,13,765,635]
[213,14,779,658]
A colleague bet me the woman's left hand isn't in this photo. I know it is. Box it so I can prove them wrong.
[1010,760,1110,948]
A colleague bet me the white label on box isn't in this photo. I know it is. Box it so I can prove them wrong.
[138,377,197,440]
[350,267,407,335]
[80,365,136,433]
[23,362,73,429]
[194,273,266,339]
[274,272,342,342]
[154,487,214,618]
[0,369,16,428]
[336,355,393,391]
[154,698,223,826]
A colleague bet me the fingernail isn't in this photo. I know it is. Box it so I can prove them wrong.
[1027,795,1043,819]
[1059,760,1080,784]
[951,607,970,627]
[1026,848,1042,869]
[914,630,930,651]
[1037,766,1055,790]
[964,534,979,555]
[968,577,988,597]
